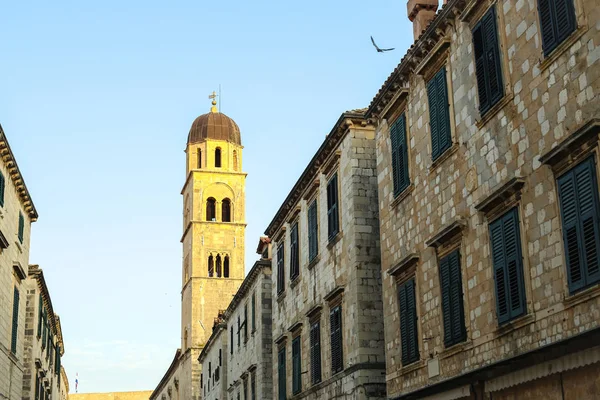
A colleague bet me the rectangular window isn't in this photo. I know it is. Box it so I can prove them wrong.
[398,278,419,365]
[292,336,302,394]
[391,113,410,196]
[11,287,19,354]
[0,171,5,207]
[490,208,527,323]
[290,222,299,280]
[427,67,452,161]
[439,250,466,347]
[327,173,340,240]
[37,294,43,338]
[35,375,40,400]
[230,326,234,354]
[278,347,286,400]
[42,311,47,350]
[237,316,241,347]
[538,0,577,55]
[243,378,247,400]
[307,199,319,261]
[251,292,256,332]
[557,156,600,293]
[310,320,321,385]
[244,304,248,343]
[251,371,256,400]
[473,5,504,115]
[277,242,285,294]
[18,212,25,244]
[329,305,343,374]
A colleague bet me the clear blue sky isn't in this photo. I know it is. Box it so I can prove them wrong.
[0,0,437,393]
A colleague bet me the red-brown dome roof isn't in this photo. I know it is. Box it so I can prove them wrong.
[187,112,241,145]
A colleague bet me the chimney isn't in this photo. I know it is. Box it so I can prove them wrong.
[407,0,439,40]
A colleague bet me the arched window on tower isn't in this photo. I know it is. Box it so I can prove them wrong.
[222,198,231,222]
[197,149,202,169]
[233,150,238,171]
[208,255,214,277]
[224,256,230,278]
[206,198,216,221]
[216,254,222,277]
[215,148,222,168]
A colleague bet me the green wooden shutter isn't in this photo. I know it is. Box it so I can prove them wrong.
[427,78,440,159]
[35,375,40,400]
[405,279,419,363]
[308,200,318,261]
[473,6,503,114]
[439,256,453,345]
[428,68,451,160]
[278,348,286,400]
[38,294,43,338]
[558,157,600,292]
[398,282,409,364]
[448,251,466,344]
[310,321,321,384]
[554,0,576,43]
[292,336,301,394]
[230,326,234,354]
[0,171,5,207]
[330,305,343,373]
[539,0,558,53]
[327,174,339,239]
[18,212,25,244]
[290,222,299,279]
[277,242,285,294]
[539,0,576,55]
[244,305,248,342]
[391,113,410,196]
[11,287,19,354]
[251,292,256,332]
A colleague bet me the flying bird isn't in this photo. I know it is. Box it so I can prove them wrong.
[371,36,395,53]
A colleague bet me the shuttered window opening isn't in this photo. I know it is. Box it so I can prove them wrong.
[538,0,577,56]
[439,250,467,346]
[391,113,410,197]
[308,200,319,262]
[0,171,5,207]
[18,212,25,244]
[330,305,343,374]
[327,173,340,240]
[557,156,600,293]
[251,292,256,332]
[473,5,504,115]
[37,294,43,338]
[398,278,419,365]
[243,304,248,343]
[230,326,234,354]
[310,320,322,385]
[292,336,302,394]
[277,242,285,294]
[278,347,286,400]
[427,67,452,161]
[490,208,527,324]
[250,372,256,400]
[11,287,19,354]
[290,222,300,280]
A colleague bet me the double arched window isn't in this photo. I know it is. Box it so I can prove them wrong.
[206,198,216,221]
[222,198,231,222]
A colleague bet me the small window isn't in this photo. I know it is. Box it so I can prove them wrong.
[18,212,24,244]
[557,156,600,293]
[490,208,527,323]
[277,242,285,294]
[197,149,202,169]
[216,254,222,277]
[11,287,19,354]
[473,6,504,115]
[326,174,340,240]
[233,150,239,171]
[290,222,299,280]
[398,278,419,365]
[224,256,230,278]
[292,336,302,394]
[278,347,286,400]
[427,67,452,161]
[439,250,466,347]
[308,200,319,261]
[222,198,231,222]
[310,320,321,385]
[390,113,410,196]
[329,305,343,374]
[206,198,216,221]
[538,0,577,56]
[208,255,214,277]
[215,148,222,168]
[0,171,5,207]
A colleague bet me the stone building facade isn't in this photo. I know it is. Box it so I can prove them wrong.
[151,101,246,400]
[265,111,387,399]
[366,0,600,398]
[22,265,66,400]
[0,124,38,400]
[198,318,227,400]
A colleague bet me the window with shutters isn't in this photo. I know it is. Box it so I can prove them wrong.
[11,286,19,354]
[439,250,466,347]
[290,222,299,280]
[251,292,256,333]
[329,305,343,374]
[310,320,321,385]
[398,278,419,365]
[42,310,47,350]
[557,156,600,293]
[473,6,504,115]
[490,208,527,324]
[292,336,302,394]
[427,68,452,161]
[0,171,5,207]
[278,347,286,400]
[307,199,319,261]
[243,304,248,343]
[327,173,340,240]
[230,326,234,355]
[18,212,25,244]
[37,294,43,338]
[250,371,256,400]
[277,242,285,294]
[538,0,577,56]
[237,315,241,347]
[391,113,410,197]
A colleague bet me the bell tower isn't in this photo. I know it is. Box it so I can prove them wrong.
[179,93,246,400]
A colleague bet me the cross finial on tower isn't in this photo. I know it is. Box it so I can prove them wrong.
[209,91,218,113]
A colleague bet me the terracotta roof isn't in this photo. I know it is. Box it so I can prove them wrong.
[187,112,241,145]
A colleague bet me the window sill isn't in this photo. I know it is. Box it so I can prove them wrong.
[290,275,301,289]
[429,143,459,173]
[475,93,514,130]
[307,254,321,270]
[563,282,600,309]
[539,26,588,73]
[390,184,414,209]
[327,231,343,250]
[494,313,534,339]
[399,359,425,375]
[440,339,472,360]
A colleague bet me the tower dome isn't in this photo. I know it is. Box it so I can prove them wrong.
[187,111,241,145]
